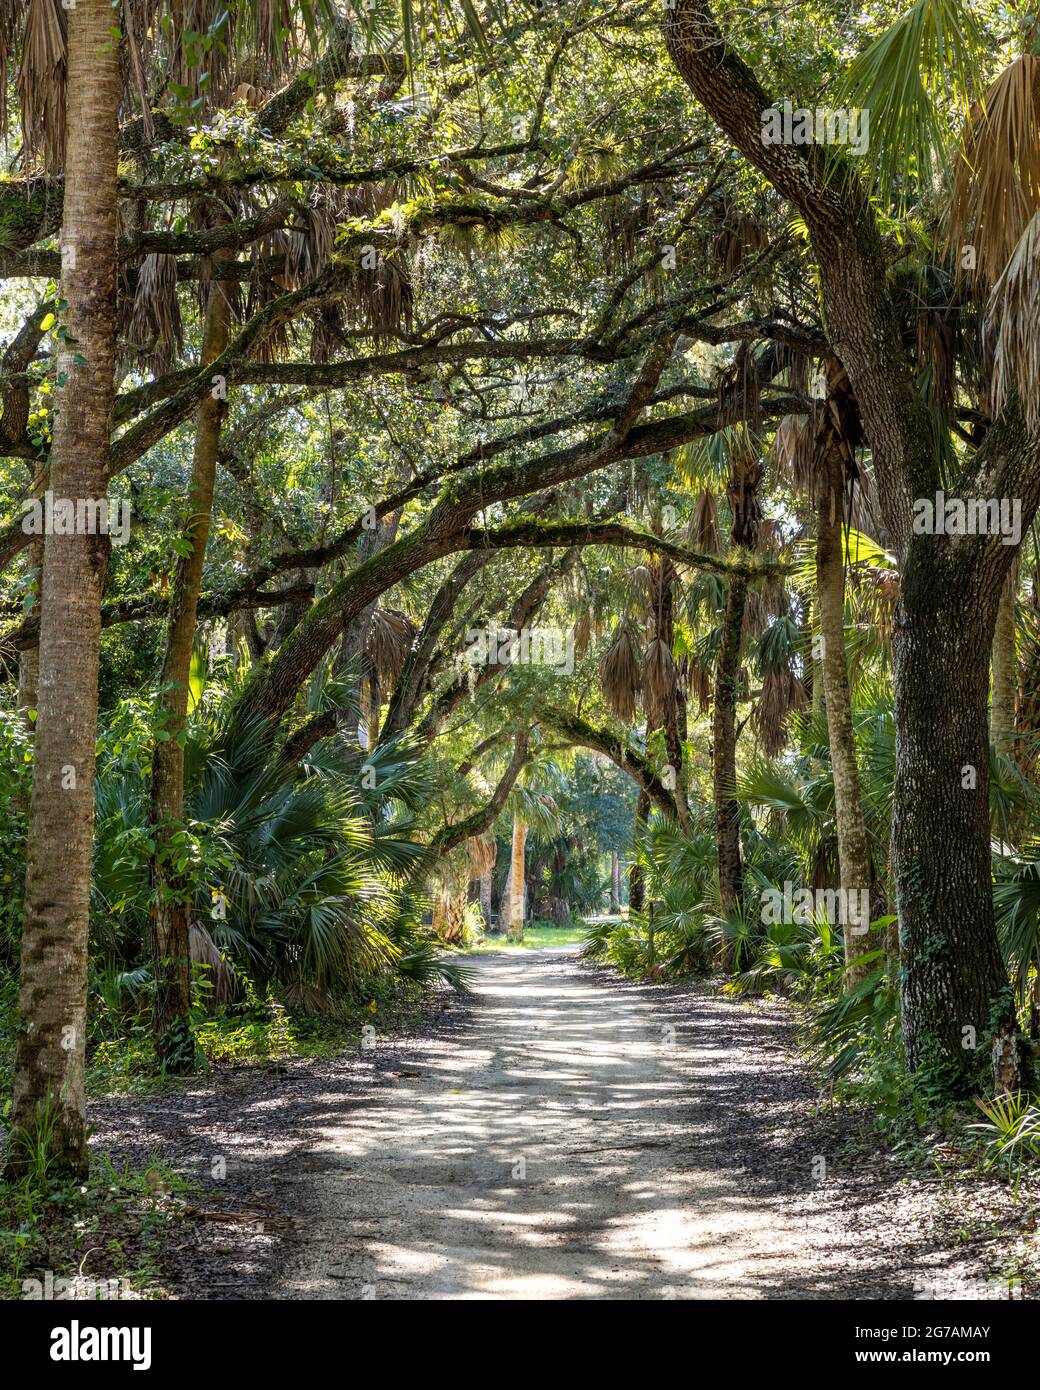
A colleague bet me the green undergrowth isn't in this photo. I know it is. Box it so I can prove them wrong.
[84,973,450,1097]
[0,1154,192,1302]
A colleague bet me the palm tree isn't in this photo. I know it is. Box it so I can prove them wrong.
[678,420,763,960]
[150,263,234,1069]
[772,355,875,985]
[5,0,347,1168]
[7,0,121,1178]
[500,767,563,939]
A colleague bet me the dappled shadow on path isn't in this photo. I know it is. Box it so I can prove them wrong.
[89,951,992,1300]
[266,950,932,1300]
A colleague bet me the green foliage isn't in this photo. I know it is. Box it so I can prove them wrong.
[838,0,984,204]
[969,1093,1040,1193]
[0,1153,190,1299]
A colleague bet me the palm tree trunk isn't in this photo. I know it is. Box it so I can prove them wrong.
[991,567,1018,759]
[712,570,747,932]
[508,817,528,938]
[7,0,120,1177]
[816,454,874,985]
[629,788,650,912]
[149,265,232,1070]
[610,851,621,910]
[712,453,760,965]
[479,867,494,931]
[657,560,690,830]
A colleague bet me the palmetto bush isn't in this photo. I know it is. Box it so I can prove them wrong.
[187,715,424,1004]
[87,686,461,1016]
[993,845,1040,1034]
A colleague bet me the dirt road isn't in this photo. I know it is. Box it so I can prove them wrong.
[273,948,962,1300]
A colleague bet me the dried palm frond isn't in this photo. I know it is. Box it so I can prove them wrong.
[642,635,677,727]
[949,56,1040,291]
[755,518,790,622]
[743,588,770,639]
[124,253,184,374]
[848,464,886,544]
[0,0,28,146]
[769,413,816,497]
[252,185,414,352]
[775,343,810,396]
[754,671,808,757]
[467,832,497,879]
[916,302,957,417]
[599,625,642,724]
[714,211,768,276]
[631,563,653,602]
[687,489,720,554]
[718,342,760,429]
[287,198,338,286]
[190,921,237,1006]
[365,608,416,686]
[309,301,346,363]
[159,0,304,113]
[16,0,66,170]
[688,652,712,713]
[987,209,1040,429]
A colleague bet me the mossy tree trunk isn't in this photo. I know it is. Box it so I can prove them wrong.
[7,0,120,1177]
[149,258,232,1072]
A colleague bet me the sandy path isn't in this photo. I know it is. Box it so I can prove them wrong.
[274,947,869,1300]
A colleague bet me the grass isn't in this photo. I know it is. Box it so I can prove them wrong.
[0,1154,192,1301]
[466,920,587,952]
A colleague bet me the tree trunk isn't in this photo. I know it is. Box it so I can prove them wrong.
[712,570,747,935]
[7,0,120,1177]
[712,453,760,962]
[508,817,528,938]
[436,892,467,943]
[629,789,650,913]
[610,851,621,911]
[991,568,1018,759]
[149,262,232,1071]
[338,509,402,746]
[893,552,1022,1091]
[656,559,690,830]
[479,867,494,931]
[816,452,874,985]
